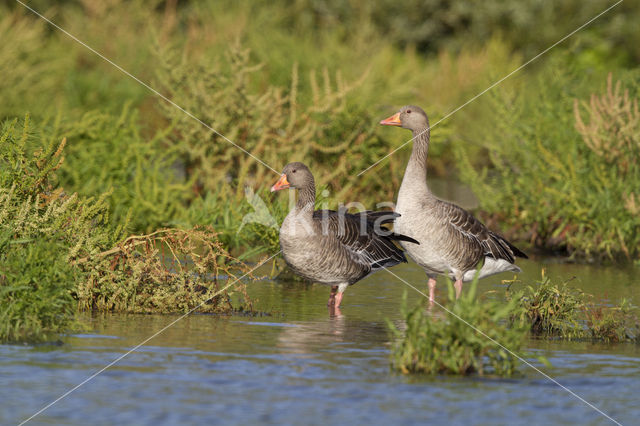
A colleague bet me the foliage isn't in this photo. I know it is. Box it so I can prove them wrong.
[268,0,640,65]
[52,106,192,231]
[507,273,585,338]
[0,117,255,342]
[455,69,640,261]
[75,227,253,314]
[0,237,78,342]
[388,278,526,377]
[1,0,639,264]
[0,8,72,120]
[0,117,116,342]
[507,270,640,342]
[154,41,383,201]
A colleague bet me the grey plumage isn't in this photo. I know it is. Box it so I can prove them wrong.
[272,162,416,306]
[380,105,526,298]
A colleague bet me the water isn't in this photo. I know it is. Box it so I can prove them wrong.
[2,258,640,426]
[3,182,639,425]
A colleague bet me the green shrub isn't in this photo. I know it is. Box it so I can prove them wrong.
[0,116,116,342]
[0,117,255,342]
[508,271,640,342]
[507,273,585,338]
[0,236,79,342]
[455,68,640,261]
[52,106,192,231]
[388,278,526,377]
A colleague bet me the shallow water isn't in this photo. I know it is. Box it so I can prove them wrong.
[2,257,640,425]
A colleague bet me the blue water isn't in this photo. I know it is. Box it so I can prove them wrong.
[2,260,640,425]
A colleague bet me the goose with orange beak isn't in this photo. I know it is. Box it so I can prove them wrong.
[380,105,527,302]
[271,162,418,310]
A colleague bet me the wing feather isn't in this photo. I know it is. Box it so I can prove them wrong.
[313,210,409,272]
[441,201,526,264]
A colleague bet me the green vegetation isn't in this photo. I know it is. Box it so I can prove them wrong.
[1,0,637,260]
[390,271,639,376]
[388,278,527,377]
[270,0,639,65]
[508,271,640,343]
[0,118,254,343]
[456,71,640,261]
[0,238,79,342]
[1,0,639,342]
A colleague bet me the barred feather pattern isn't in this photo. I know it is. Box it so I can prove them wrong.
[280,208,413,287]
[391,105,527,282]
[440,200,527,272]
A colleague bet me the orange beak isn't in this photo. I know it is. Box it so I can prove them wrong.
[380,111,402,126]
[270,174,290,192]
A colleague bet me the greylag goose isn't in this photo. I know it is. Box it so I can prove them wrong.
[271,162,418,308]
[380,106,527,302]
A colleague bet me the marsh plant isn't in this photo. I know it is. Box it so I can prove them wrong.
[507,273,586,339]
[507,271,640,342]
[75,226,253,314]
[388,277,527,377]
[3,1,638,262]
[0,117,256,342]
[456,70,640,261]
[389,271,639,376]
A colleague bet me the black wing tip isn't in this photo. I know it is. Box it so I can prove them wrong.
[390,233,420,245]
[506,239,528,259]
[516,249,528,259]
[371,254,407,270]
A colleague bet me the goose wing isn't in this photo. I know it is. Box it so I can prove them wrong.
[313,209,409,271]
[441,201,527,264]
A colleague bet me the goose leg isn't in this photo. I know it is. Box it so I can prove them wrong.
[428,277,437,303]
[328,286,339,306]
[328,284,347,308]
[454,279,463,299]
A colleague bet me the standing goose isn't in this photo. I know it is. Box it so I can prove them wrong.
[380,106,527,302]
[271,162,418,308]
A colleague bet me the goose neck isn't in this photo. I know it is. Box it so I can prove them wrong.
[400,127,431,194]
[295,184,316,213]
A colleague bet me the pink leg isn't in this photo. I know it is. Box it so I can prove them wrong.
[334,291,344,308]
[428,277,437,303]
[454,279,463,299]
[327,286,337,306]
[328,285,342,306]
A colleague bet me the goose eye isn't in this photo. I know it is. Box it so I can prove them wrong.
[406,109,412,114]
[292,169,297,173]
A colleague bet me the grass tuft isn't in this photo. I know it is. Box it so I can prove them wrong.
[508,270,640,342]
[388,277,527,377]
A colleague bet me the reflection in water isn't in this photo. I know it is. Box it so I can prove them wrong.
[2,257,640,425]
[276,312,392,355]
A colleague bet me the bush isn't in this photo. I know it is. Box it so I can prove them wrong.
[0,117,255,342]
[0,237,78,342]
[507,270,640,342]
[0,116,116,342]
[455,68,640,261]
[53,106,192,231]
[388,278,526,377]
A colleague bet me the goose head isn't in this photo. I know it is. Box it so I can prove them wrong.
[270,162,314,192]
[380,105,429,131]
